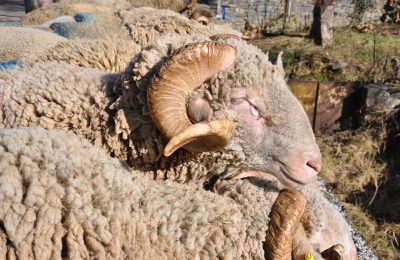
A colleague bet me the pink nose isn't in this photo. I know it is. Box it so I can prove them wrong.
[306,155,322,174]
[287,149,322,184]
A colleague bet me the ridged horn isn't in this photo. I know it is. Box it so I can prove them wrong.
[147,42,237,156]
[265,189,307,260]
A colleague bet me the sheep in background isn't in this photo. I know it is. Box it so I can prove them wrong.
[0,126,305,259]
[0,127,351,259]
[0,27,66,63]
[2,8,239,71]
[0,35,358,258]
[49,7,239,46]
[0,26,140,72]
[22,0,206,25]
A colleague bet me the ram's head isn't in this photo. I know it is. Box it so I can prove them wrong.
[148,39,322,186]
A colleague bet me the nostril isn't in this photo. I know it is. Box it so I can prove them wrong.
[306,161,321,173]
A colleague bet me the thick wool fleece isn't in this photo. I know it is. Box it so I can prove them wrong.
[0,27,66,62]
[0,62,114,150]
[40,39,141,72]
[0,127,279,259]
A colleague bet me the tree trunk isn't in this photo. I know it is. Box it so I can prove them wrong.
[309,0,334,47]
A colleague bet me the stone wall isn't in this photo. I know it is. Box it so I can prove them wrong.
[204,0,385,32]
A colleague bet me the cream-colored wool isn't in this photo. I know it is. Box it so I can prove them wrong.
[40,39,141,72]
[0,127,279,259]
[0,27,66,62]
[0,62,111,147]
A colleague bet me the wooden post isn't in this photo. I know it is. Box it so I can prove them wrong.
[217,0,222,18]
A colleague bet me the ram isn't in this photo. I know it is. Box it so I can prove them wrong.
[0,35,357,258]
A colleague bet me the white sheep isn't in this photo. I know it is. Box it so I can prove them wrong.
[0,35,358,258]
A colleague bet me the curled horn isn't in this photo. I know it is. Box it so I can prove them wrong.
[265,189,307,260]
[148,42,236,156]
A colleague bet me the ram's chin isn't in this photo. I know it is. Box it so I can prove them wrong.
[284,169,318,185]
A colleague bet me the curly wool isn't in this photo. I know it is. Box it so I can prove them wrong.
[0,62,113,148]
[0,27,66,62]
[40,39,141,72]
[0,127,280,259]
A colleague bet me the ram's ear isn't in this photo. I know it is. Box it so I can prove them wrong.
[275,51,285,78]
[187,95,213,123]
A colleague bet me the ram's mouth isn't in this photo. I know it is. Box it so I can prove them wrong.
[279,162,318,185]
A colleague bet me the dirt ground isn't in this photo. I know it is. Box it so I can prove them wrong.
[0,0,25,22]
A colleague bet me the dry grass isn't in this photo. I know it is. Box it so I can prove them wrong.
[249,27,400,82]
[248,27,400,257]
[317,111,400,258]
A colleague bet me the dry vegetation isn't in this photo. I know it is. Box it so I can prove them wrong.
[250,26,400,258]
[317,111,400,258]
[250,26,400,84]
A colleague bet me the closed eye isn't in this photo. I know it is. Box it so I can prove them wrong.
[230,97,262,120]
[249,103,261,120]
[230,97,247,105]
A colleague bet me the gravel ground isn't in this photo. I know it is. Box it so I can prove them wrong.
[0,0,25,22]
